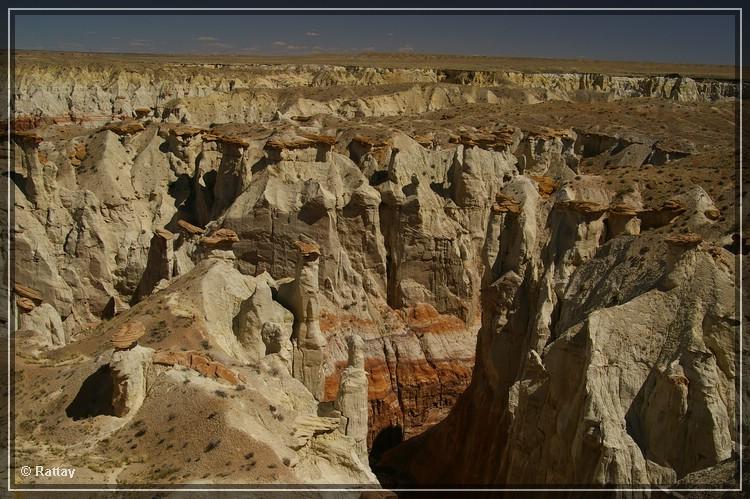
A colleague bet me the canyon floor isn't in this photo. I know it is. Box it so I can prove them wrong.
[3,50,745,492]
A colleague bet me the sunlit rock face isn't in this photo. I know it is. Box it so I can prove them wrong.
[10,51,739,488]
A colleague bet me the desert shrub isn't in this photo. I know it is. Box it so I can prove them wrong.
[204,439,221,452]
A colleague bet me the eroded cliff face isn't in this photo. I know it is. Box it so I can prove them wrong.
[11,121,484,450]
[13,56,737,130]
[382,177,739,487]
[9,52,741,487]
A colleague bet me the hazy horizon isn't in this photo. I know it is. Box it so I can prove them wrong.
[11,49,739,69]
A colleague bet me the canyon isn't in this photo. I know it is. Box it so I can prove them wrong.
[5,51,743,490]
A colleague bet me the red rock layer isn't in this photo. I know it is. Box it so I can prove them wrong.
[153,350,246,385]
[324,340,474,449]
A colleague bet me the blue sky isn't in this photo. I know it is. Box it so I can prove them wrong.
[13,13,737,65]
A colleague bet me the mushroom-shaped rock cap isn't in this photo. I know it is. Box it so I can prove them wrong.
[177,219,206,235]
[665,232,703,247]
[169,125,206,138]
[16,297,35,313]
[294,239,321,259]
[351,134,391,148]
[111,321,146,350]
[134,107,151,117]
[300,132,336,146]
[155,228,175,241]
[528,127,575,140]
[12,130,44,145]
[102,120,145,136]
[660,200,687,213]
[200,228,239,246]
[556,200,608,216]
[529,175,558,198]
[202,133,250,148]
[493,192,521,214]
[609,203,639,216]
[412,134,435,147]
[14,283,42,302]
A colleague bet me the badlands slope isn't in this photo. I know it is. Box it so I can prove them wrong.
[4,50,744,489]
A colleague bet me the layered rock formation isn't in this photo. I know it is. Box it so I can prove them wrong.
[27,258,375,485]
[382,180,740,486]
[9,51,740,488]
[12,53,736,130]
